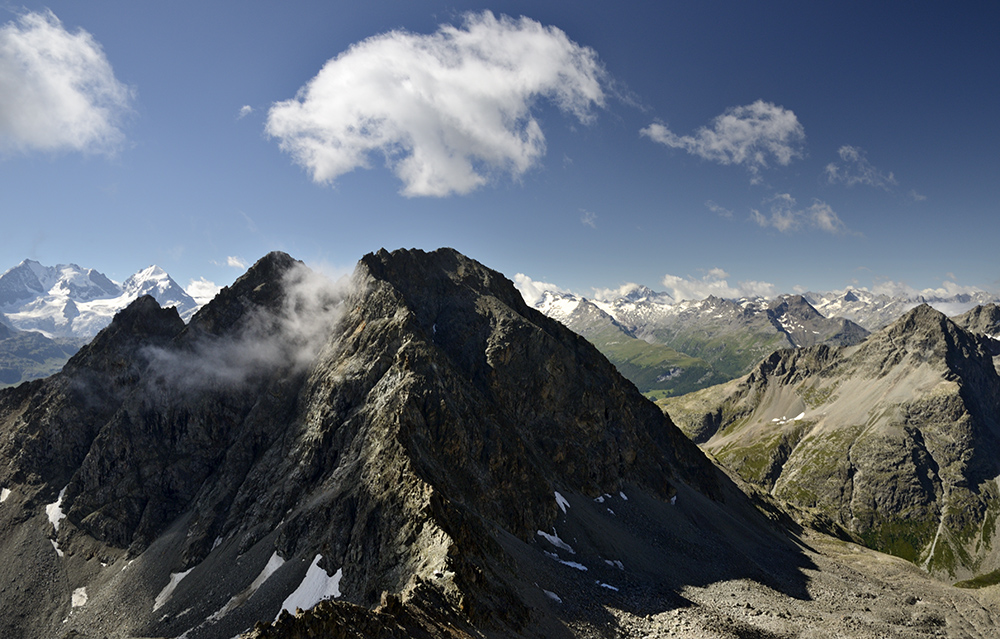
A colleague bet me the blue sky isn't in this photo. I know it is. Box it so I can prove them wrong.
[1,1,997,302]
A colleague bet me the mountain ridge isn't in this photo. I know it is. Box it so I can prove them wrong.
[662,303,1000,580]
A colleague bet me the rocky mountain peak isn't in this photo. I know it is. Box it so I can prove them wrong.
[187,251,302,336]
[768,294,822,320]
[955,303,1000,337]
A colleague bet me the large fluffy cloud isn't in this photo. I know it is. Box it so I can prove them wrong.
[661,268,776,302]
[266,11,607,197]
[641,100,804,183]
[0,10,132,154]
[750,193,850,235]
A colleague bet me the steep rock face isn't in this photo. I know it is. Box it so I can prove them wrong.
[0,248,811,639]
[665,304,1000,579]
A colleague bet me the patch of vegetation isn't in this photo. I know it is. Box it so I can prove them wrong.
[589,331,724,397]
[954,568,1000,589]
[857,517,938,565]
[799,381,838,408]
[715,421,812,489]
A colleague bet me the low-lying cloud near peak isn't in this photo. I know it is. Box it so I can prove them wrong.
[146,263,351,393]
[662,268,776,302]
[266,11,607,197]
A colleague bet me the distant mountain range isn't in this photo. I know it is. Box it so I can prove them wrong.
[0,260,199,386]
[525,282,1000,399]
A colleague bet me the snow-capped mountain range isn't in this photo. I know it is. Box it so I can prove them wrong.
[803,288,1000,331]
[0,259,199,339]
[523,280,1000,398]
[532,282,1000,336]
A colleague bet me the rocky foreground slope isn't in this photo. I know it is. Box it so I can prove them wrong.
[1,249,999,639]
[664,304,1000,582]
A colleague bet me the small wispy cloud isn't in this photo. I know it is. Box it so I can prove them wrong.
[580,209,597,228]
[641,100,805,184]
[0,10,133,155]
[266,11,608,197]
[213,256,249,269]
[705,200,733,219]
[661,268,776,301]
[750,193,851,235]
[908,189,927,202]
[237,105,253,119]
[825,145,897,190]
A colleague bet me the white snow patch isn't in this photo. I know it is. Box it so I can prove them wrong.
[543,589,562,603]
[207,551,288,623]
[793,412,806,421]
[670,495,677,506]
[250,551,286,592]
[606,508,615,516]
[593,495,605,503]
[604,559,625,570]
[554,491,570,513]
[212,536,223,551]
[619,491,628,501]
[71,587,88,607]
[276,555,342,619]
[154,568,193,611]
[537,530,575,554]
[46,486,68,531]
[597,581,619,591]
[544,552,588,571]
[1,487,10,502]
[51,539,64,557]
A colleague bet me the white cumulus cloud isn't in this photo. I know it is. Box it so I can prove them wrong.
[825,145,897,190]
[661,269,775,302]
[513,273,567,307]
[185,277,221,306]
[750,193,850,235]
[266,11,607,197]
[0,10,132,155]
[641,100,804,183]
[227,256,249,269]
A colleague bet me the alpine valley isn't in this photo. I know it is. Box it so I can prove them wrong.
[2,249,1000,639]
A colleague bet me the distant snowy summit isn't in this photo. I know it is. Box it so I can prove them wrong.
[0,259,199,339]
